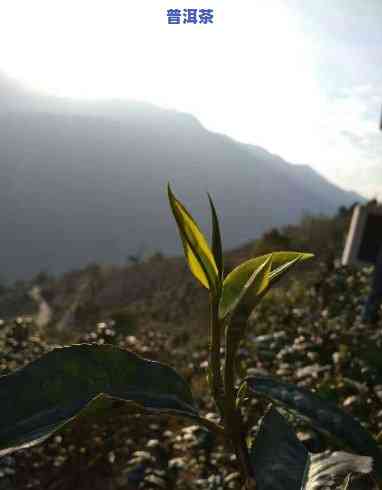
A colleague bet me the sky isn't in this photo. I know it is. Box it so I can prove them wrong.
[0,0,381,199]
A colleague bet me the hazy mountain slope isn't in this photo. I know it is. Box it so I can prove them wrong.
[244,144,360,210]
[0,74,364,281]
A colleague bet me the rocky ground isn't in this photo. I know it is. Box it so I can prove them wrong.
[0,256,381,489]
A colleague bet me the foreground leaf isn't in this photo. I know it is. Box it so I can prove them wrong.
[250,408,373,490]
[167,184,218,292]
[219,251,313,319]
[245,376,382,478]
[0,344,197,456]
[251,407,308,489]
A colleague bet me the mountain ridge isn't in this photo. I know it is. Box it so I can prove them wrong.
[0,73,364,281]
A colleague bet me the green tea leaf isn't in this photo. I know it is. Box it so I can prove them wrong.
[245,376,382,479]
[219,251,313,319]
[0,344,197,456]
[207,192,224,279]
[250,408,373,490]
[220,255,272,320]
[251,407,308,489]
[167,184,218,292]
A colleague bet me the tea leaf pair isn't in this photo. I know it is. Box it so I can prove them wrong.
[168,184,312,318]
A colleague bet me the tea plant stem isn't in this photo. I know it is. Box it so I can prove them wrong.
[209,293,225,417]
[224,323,253,482]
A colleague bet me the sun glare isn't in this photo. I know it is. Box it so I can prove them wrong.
[1,0,379,197]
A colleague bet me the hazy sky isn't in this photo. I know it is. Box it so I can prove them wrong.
[0,0,381,199]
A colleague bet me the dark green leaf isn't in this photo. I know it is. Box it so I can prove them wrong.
[245,376,382,479]
[207,192,224,279]
[167,184,219,292]
[0,344,197,456]
[251,408,372,490]
[251,408,373,490]
[250,407,308,489]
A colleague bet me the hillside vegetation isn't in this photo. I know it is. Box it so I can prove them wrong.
[0,203,381,489]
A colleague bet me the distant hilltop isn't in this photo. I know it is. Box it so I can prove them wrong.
[0,72,364,281]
